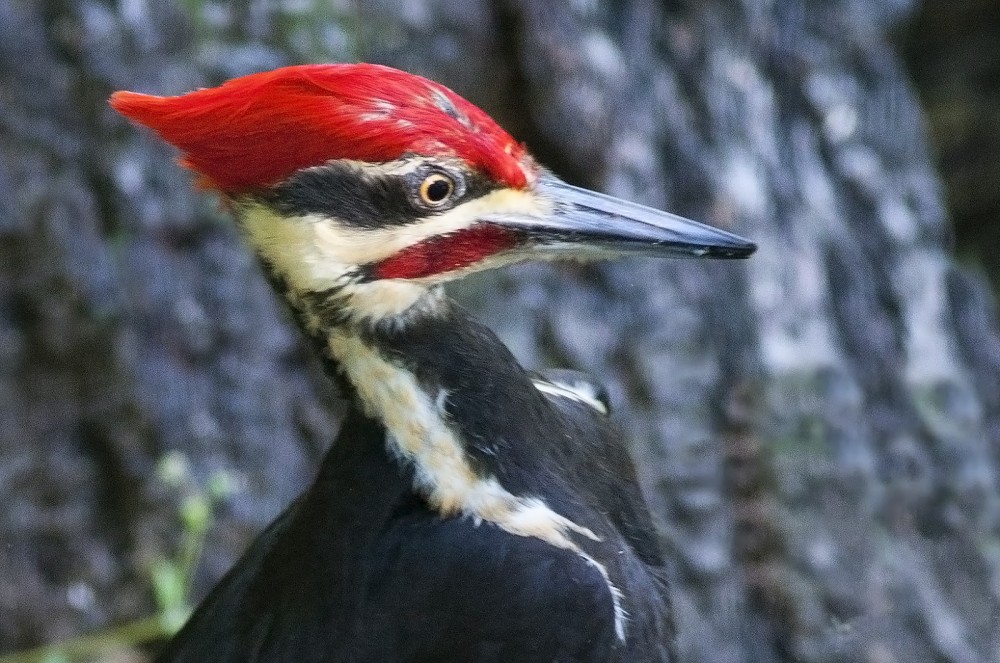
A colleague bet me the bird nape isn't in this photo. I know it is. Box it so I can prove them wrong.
[111,63,755,663]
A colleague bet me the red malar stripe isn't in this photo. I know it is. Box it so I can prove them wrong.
[373,225,521,280]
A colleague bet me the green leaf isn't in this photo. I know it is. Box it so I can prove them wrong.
[180,494,211,533]
[150,560,186,614]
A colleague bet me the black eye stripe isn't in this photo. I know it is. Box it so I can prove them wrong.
[261,162,499,228]
[264,164,418,229]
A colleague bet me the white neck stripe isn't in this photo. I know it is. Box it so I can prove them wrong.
[323,328,628,641]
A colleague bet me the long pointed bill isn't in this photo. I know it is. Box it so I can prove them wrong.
[485,173,757,260]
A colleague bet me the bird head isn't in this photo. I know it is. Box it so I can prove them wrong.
[111,64,755,326]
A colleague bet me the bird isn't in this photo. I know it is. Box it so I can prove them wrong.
[111,63,755,663]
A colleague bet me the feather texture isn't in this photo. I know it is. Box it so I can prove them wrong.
[110,64,534,193]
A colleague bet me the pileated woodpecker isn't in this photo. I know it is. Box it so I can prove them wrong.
[111,64,755,663]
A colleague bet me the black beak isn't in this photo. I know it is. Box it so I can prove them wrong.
[485,173,756,260]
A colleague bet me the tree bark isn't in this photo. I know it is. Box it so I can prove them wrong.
[2,1,998,661]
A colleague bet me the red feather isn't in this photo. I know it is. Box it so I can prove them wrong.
[110,64,534,193]
[373,225,521,280]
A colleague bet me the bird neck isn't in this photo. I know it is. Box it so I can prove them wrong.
[263,276,630,641]
[282,281,603,554]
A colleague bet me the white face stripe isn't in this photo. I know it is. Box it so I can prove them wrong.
[236,187,550,324]
[324,329,628,640]
[238,201,351,292]
[308,187,550,269]
[237,202,437,326]
[238,189,550,276]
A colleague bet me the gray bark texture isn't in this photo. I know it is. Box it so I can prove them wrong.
[2,0,999,661]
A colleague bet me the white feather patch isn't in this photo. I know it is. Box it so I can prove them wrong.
[325,329,628,639]
[532,378,609,415]
[237,187,550,324]
[235,189,626,638]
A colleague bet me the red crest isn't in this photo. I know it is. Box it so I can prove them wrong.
[110,64,533,193]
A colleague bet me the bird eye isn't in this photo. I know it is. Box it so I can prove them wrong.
[418,173,456,207]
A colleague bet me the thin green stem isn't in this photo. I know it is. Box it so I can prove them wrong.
[179,517,209,596]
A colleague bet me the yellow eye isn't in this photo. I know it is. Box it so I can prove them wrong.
[419,173,456,207]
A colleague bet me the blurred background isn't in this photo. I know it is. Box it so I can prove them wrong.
[1,0,999,661]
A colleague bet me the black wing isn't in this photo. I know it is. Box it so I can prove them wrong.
[532,369,666,568]
[156,411,621,663]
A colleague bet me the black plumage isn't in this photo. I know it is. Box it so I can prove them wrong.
[263,159,499,229]
[156,301,675,663]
